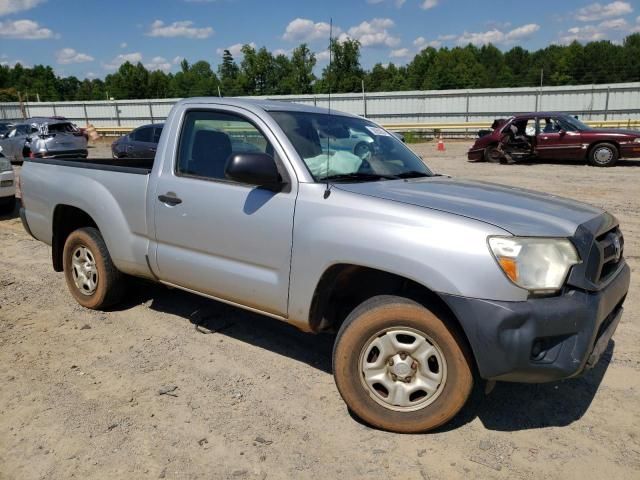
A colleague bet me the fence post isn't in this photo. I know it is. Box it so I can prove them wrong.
[465,90,470,122]
[83,103,89,125]
[149,102,154,123]
[604,86,610,121]
[361,80,367,118]
[114,101,121,126]
[52,103,57,117]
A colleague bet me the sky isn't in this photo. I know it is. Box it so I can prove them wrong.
[1,0,639,79]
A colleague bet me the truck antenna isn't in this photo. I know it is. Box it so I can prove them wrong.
[324,18,333,199]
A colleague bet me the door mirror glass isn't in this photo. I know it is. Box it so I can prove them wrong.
[225,152,282,189]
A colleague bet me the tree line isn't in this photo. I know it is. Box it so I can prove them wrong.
[1,34,639,102]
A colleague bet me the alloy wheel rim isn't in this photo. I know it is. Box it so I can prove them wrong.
[71,245,98,295]
[359,327,447,412]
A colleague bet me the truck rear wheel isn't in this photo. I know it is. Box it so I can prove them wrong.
[332,295,473,433]
[62,227,124,309]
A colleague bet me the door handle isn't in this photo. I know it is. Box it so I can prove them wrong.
[158,193,182,206]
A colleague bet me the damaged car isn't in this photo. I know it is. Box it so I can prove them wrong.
[0,118,88,164]
[468,112,640,167]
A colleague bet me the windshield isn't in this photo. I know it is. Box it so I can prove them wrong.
[270,111,432,182]
[560,115,591,131]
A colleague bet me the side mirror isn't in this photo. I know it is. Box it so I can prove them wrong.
[225,152,283,190]
[558,129,566,136]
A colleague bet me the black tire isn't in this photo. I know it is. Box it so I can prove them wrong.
[588,142,618,167]
[0,196,16,214]
[62,227,124,309]
[484,145,503,163]
[332,295,474,433]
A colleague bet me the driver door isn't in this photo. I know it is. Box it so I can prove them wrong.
[536,116,583,160]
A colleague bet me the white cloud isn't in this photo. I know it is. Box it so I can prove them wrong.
[576,1,633,22]
[366,0,406,6]
[56,48,94,64]
[0,58,29,67]
[505,23,541,41]
[456,23,540,45]
[282,18,337,42]
[559,16,637,43]
[104,52,143,70]
[172,55,183,64]
[414,36,442,48]
[86,71,96,79]
[421,0,438,9]
[216,42,256,57]
[273,48,292,57]
[343,18,400,48]
[120,42,127,49]
[0,0,45,17]
[598,17,629,29]
[144,56,172,72]
[147,20,213,39]
[315,49,330,61]
[0,19,56,39]
[390,47,411,58]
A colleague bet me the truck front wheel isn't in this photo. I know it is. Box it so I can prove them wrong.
[332,295,473,433]
[62,227,124,309]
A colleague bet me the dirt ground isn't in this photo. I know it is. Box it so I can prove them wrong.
[1,141,639,480]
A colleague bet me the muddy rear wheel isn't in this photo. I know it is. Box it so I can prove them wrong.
[63,227,124,309]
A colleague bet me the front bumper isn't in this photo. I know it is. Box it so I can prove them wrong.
[0,169,16,199]
[620,144,640,159]
[442,262,630,383]
[467,148,484,161]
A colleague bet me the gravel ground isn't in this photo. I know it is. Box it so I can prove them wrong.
[0,140,639,480]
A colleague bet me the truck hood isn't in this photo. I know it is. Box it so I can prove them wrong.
[336,176,605,236]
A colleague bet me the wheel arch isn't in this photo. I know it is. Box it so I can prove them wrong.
[308,264,478,370]
[52,204,99,272]
[588,140,620,157]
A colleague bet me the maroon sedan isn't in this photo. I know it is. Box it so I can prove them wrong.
[468,113,640,167]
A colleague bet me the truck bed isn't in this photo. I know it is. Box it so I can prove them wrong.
[27,157,154,175]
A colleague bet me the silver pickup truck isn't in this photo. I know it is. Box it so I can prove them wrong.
[20,98,630,433]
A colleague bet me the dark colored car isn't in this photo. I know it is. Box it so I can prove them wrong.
[112,123,163,159]
[468,112,640,167]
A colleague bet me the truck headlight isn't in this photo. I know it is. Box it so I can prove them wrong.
[488,236,580,293]
[0,157,11,172]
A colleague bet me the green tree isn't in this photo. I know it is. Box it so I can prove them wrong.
[288,44,316,94]
[317,38,364,93]
[218,49,243,96]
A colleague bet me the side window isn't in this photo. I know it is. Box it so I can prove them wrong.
[152,127,162,143]
[177,110,273,181]
[132,127,153,142]
[540,117,563,133]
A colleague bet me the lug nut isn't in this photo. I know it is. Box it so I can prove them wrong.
[388,359,394,366]
[405,376,412,383]
[411,362,417,370]
[400,352,407,360]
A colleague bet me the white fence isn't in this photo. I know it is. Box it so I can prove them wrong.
[1,82,639,128]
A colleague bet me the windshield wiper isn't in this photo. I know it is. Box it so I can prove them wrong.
[320,172,398,182]
[392,170,431,179]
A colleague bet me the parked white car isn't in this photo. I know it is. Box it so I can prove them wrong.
[0,150,16,213]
